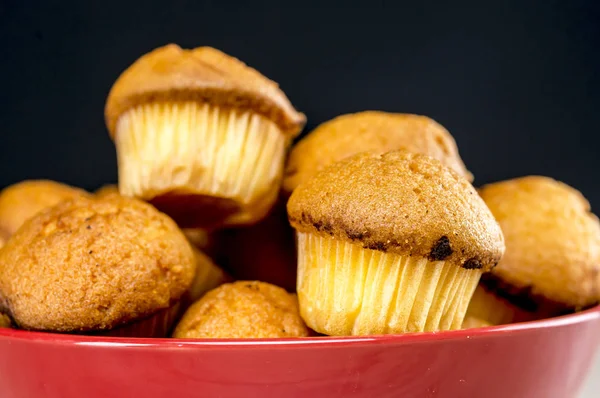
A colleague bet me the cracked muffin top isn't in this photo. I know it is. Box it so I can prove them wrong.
[0,195,195,332]
[288,150,504,271]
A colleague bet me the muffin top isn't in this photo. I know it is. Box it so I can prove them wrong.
[479,176,600,309]
[0,195,195,332]
[173,281,309,339]
[105,44,305,138]
[288,150,504,271]
[0,180,90,236]
[283,111,472,194]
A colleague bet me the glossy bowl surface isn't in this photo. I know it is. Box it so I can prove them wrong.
[1,306,599,398]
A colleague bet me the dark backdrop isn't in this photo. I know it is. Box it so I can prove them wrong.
[0,0,599,206]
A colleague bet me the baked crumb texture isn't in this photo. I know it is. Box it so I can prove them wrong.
[0,195,195,335]
[105,45,305,229]
[288,151,504,335]
[479,176,600,312]
[284,111,472,194]
[173,281,309,338]
[0,180,89,236]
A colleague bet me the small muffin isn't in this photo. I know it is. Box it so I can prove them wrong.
[470,176,600,323]
[283,111,472,195]
[0,180,89,236]
[173,281,309,339]
[0,313,11,328]
[185,246,229,304]
[95,184,120,198]
[288,151,504,335]
[218,199,297,292]
[0,195,195,336]
[105,44,306,229]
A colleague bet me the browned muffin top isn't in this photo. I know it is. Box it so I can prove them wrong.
[0,195,195,332]
[288,150,504,270]
[283,111,473,194]
[479,176,600,309]
[0,180,90,236]
[105,44,305,138]
[173,281,309,339]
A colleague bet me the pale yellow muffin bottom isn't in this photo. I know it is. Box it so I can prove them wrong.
[297,233,482,335]
[464,284,537,326]
[115,101,286,228]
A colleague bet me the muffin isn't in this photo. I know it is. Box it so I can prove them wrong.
[105,44,306,229]
[173,281,309,339]
[287,151,504,335]
[185,246,229,304]
[283,111,473,195]
[0,180,89,236]
[0,195,195,336]
[468,176,600,324]
[218,199,297,291]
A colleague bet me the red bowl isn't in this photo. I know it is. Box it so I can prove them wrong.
[1,306,599,398]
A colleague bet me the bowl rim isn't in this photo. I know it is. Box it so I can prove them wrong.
[1,305,599,349]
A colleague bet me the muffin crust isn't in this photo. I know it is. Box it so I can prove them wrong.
[0,195,195,332]
[283,111,472,193]
[288,151,504,271]
[479,176,600,309]
[105,44,305,138]
[0,180,90,236]
[173,281,308,339]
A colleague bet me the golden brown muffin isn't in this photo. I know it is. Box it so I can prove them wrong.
[218,199,297,292]
[471,176,600,322]
[283,111,472,194]
[0,180,89,236]
[95,184,120,198]
[173,281,309,339]
[105,44,306,229]
[288,150,504,336]
[0,195,195,336]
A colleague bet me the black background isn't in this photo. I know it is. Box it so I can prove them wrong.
[0,0,599,206]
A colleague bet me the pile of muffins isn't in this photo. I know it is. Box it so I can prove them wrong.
[0,44,599,339]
